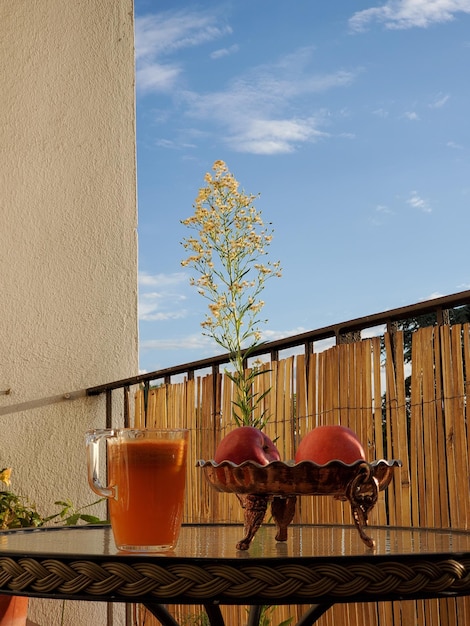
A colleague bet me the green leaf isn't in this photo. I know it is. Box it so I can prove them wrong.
[76,514,104,524]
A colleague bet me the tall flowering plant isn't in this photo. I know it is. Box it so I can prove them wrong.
[181,160,282,428]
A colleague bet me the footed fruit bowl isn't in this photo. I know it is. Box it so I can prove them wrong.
[197,458,402,550]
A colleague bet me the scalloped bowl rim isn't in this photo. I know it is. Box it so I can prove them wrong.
[197,458,402,469]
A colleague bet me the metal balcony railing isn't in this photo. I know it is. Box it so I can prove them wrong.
[86,289,470,425]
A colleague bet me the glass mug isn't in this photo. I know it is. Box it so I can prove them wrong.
[86,428,188,552]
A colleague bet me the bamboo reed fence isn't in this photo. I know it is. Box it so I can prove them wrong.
[133,324,470,626]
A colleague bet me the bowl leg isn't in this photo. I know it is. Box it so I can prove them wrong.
[271,495,297,542]
[236,494,270,550]
[345,463,379,549]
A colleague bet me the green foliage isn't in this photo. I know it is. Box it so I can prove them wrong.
[181,613,210,626]
[249,605,294,626]
[44,499,108,526]
[180,607,293,626]
[0,489,43,529]
[399,304,470,363]
[225,350,273,430]
[0,468,107,530]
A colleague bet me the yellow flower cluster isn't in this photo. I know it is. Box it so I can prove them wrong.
[0,468,12,487]
[181,161,282,426]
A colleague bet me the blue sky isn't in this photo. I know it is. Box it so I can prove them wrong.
[135,0,470,373]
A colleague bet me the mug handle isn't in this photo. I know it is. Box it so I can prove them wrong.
[86,429,116,499]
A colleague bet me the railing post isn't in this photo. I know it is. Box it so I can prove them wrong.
[124,386,130,428]
[106,389,112,429]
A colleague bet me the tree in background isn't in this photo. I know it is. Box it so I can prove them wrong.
[382,304,470,427]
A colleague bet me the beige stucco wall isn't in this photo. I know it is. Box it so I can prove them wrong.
[0,1,137,624]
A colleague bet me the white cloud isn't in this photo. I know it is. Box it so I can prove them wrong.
[139,306,188,322]
[261,327,308,342]
[140,334,214,352]
[404,111,420,120]
[429,93,451,108]
[183,48,356,154]
[373,108,390,118]
[376,204,394,213]
[137,63,182,93]
[135,10,231,94]
[407,190,432,212]
[227,118,328,154]
[447,140,464,149]
[139,291,188,322]
[139,271,187,287]
[138,272,190,321]
[370,204,395,226]
[210,44,239,60]
[423,291,445,300]
[135,11,357,155]
[349,0,470,32]
[135,11,231,61]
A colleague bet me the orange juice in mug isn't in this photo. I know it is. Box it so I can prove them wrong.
[86,428,188,551]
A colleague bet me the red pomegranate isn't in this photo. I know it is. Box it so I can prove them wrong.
[295,425,366,465]
[214,426,281,465]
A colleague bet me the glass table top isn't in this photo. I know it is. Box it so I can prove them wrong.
[1,523,470,562]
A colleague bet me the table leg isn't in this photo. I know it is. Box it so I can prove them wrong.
[246,605,262,626]
[143,602,226,626]
[142,603,180,626]
[246,603,333,626]
[203,603,226,626]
